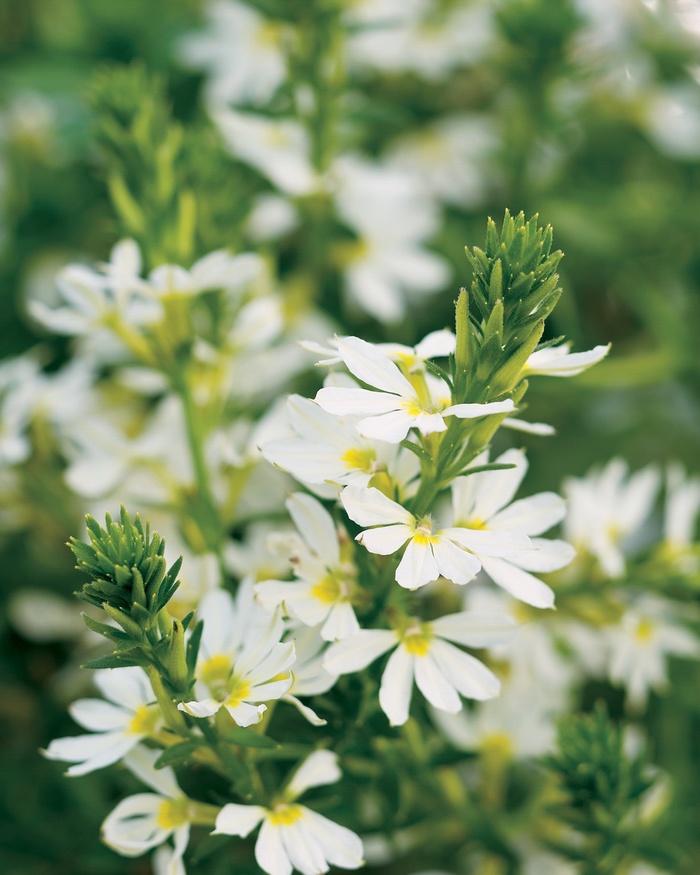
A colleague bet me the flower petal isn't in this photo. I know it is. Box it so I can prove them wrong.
[379,645,414,726]
[214,804,266,837]
[480,557,555,609]
[395,538,440,590]
[341,485,413,527]
[324,630,396,675]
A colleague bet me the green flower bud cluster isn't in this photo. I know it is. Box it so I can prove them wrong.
[69,507,181,620]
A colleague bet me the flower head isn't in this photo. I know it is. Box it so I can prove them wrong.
[324,611,514,726]
[214,750,364,875]
[179,585,295,725]
[256,493,360,641]
[44,667,159,776]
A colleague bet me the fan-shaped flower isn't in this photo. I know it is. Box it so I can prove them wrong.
[179,585,295,725]
[256,493,360,641]
[44,667,159,776]
[324,612,515,725]
[214,750,364,875]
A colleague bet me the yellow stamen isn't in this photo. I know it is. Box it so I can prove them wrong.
[481,731,514,760]
[635,618,655,644]
[401,398,424,417]
[403,630,432,656]
[127,704,161,736]
[156,797,189,830]
[311,574,342,604]
[225,677,252,709]
[341,446,376,473]
[268,804,304,826]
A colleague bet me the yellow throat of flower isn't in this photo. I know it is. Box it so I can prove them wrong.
[341,446,376,473]
[268,804,304,826]
[156,797,190,830]
[127,704,161,736]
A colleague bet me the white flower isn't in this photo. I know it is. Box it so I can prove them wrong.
[214,750,364,875]
[28,239,155,335]
[607,596,700,707]
[388,115,497,208]
[246,194,299,242]
[346,0,494,79]
[256,493,359,641]
[262,393,416,491]
[44,667,159,776]
[179,0,287,107]
[332,156,449,321]
[431,681,556,759]
[179,585,295,725]
[314,336,513,443]
[102,746,193,872]
[324,611,514,725]
[524,342,610,377]
[214,109,316,196]
[564,459,660,577]
[449,449,575,608]
[664,463,700,548]
[341,484,531,592]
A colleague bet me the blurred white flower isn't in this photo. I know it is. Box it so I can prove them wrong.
[179,0,288,107]
[564,459,660,577]
[663,462,700,548]
[332,156,449,321]
[524,342,611,377]
[607,595,700,707]
[214,109,317,196]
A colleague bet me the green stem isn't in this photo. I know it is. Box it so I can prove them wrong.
[146,664,188,733]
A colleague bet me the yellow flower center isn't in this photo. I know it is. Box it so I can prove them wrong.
[199,653,252,705]
[156,797,189,830]
[225,676,253,709]
[311,574,343,604]
[396,351,418,369]
[464,517,488,530]
[635,618,655,644]
[403,630,432,656]
[412,519,438,546]
[268,804,304,826]
[341,446,377,473]
[401,398,425,417]
[255,21,282,48]
[481,731,514,760]
[127,704,161,736]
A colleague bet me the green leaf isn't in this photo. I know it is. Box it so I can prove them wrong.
[154,742,203,768]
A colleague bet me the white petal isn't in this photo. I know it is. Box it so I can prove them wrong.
[178,697,222,718]
[513,538,575,572]
[45,731,137,776]
[124,745,180,797]
[256,820,293,875]
[94,667,154,711]
[480,557,555,609]
[287,750,340,800]
[378,646,414,726]
[488,492,566,535]
[414,329,455,360]
[226,701,267,727]
[68,698,130,732]
[429,639,501,700]
[357,409,413,443]
[214,804,265,836]
[264,440,348,485]
[323,630,396,675]
[302,810,364,870]
[468,447,528,520]
[443,527,531,557]
[502,417,555,436]
[320,602,360,641]
[283,694,327,726]
[413,653,461,713]
[197,589,236,658]
[341,485,412,527]
[443,399,515,418]
[287,493,339,567]
[431,611,516,648]
[102,793,167,856]
[526,343,610,376]
[315,387,399,416]
[357,523,412,555]
[395,538,440,590]
[432,538,481,585]
[335,336,414,396]
[280,818,328,875]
